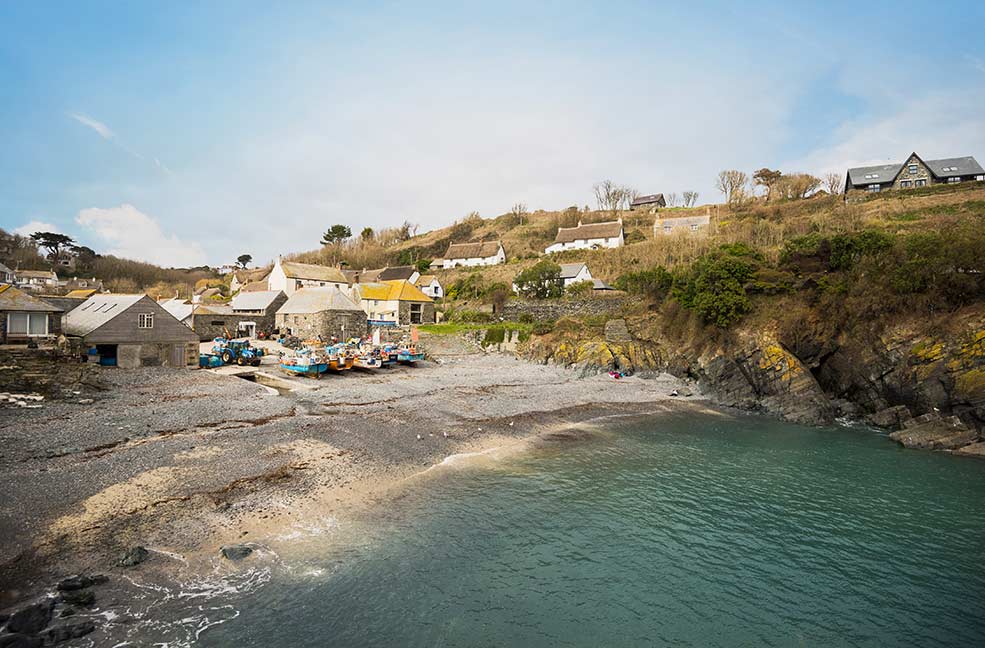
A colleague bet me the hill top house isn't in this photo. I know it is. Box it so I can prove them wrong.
[545,219,624,254]
[845,153,984,194]
[629,193,666,212]
[443,241,506,268]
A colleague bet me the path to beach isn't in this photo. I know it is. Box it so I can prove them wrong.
[0,349,702,608]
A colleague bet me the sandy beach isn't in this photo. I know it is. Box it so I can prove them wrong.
[0,348,704,616]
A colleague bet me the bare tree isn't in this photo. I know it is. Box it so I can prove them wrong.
[776,173,822,200]
[824,172,843,194]
[716,170,748,207]
[682,191,699,207]
[593,180,634,215]
[510,202,528,225]
[666,192,679,207]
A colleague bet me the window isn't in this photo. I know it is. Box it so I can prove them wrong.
[976,175,984,182]
[948,177,961,184]
[410,303,423,324]
[7,312,48,336]
[867,184,881,193]
[211,320,224,326]
[690,224,699,231]
[663,225,672,233]
[915,179,927,187]
[900,180,912,188]
[908,164,918,174]
[138,313,154,329]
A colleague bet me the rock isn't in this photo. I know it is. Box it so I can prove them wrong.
[603,319,632,343]
[832,398,860,418]
[58,590,94,607]
[955,441,985,457]
[867,405,912,430]
[58,607,76,618]
[117,546,149,567]
[220,544,253,561]
[55,574,107,591]
[889,415,979,450]
[5,598,54,634]
[41,621,96,644]
[0,634,42,648]
[0,612,7,624]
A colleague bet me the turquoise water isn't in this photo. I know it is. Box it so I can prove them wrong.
[192,413,985,647]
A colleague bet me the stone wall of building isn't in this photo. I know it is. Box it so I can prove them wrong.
[192,313,277,341]
[501,296,628,322]
[277,310,368,341]
[891,154,933,190]
[398,301,436,325]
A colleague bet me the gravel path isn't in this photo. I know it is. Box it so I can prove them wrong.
[0,351,701,610]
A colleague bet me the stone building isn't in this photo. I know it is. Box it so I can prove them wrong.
[629,193,666,212]
[275,287,368,341]
[845,152,984,195]
[62,294,199,368]
[191,290,287,340]
[353,280,436,326]
[654,212,711,236]
[267,257,347,296]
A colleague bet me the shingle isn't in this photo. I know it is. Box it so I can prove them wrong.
[0,284,62,312]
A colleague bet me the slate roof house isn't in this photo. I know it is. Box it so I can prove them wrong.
[354,280,436,326]
[629,193,666,212]
[63,294,199,368]
[443,241,506,268]
[415,274,443,299]
[343,265,421,285]
[161,298,195,328]
[845,153,985,195]
[15,269,59,292]
[268,257,348,296]
[0,284,62,344]
[559,263,593,287]
[654,210,711,236]
[0,262,14,284]
[545,219,624,254]
[275,287,368,341]
[191,290,287,340]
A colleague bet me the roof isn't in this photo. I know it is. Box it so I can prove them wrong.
[65,289,98,299]
[592,278,614,290]
[16,269,58,280]
[279,260,347,283]
[343,268,384,284]
[378,266,418,281]
[231,290,284,312]
[0,261,12,275]
[559,263,588,279]
[630,193,665,207]
[195,287,221,298]
[847,153,984,187]
[161,298,194,321]
[232,268,268,283]
[276,287,364,315]
[415,274,438,286]
[656,215,711,227]
[241,280,269,292]
[355,280,433,303]
[553,220,623,244]
[444,241,503,260]
[63,294,145,336]
[0,284,62,312]
[194,303,233,315]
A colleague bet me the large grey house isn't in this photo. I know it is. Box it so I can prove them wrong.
[845,152,984,195]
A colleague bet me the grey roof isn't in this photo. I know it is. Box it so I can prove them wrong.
[0,261,12,275]
[559,262,589,279]
[63,294,145,336]
[161,298,194,321]
[846,163,902,187]
[378,266,418,281]
[0,285,62,312]
[276,287,364,315]
[656,215,711,227]
[592,278,614,290]
[630,193,666,207]
[924,156,984,177]
[231,290,284,312]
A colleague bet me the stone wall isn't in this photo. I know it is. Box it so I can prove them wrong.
[192,313,277,341]
[277,310,368,341]
[398,301,436,325]
[501,297,627,322]
[0,346,89,395]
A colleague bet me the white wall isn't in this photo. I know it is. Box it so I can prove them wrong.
[443,246,505,268]
[545,233,623,254]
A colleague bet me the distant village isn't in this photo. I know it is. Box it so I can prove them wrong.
[0,151,982,370]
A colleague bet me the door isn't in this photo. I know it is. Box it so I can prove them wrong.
[170,344,186,367]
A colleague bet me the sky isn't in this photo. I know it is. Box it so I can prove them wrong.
[1,1,984,268]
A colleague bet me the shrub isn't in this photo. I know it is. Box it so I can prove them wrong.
[447,309,492,323]
[672,247,758,327]
[514,260,564,299]
[531,320,553,335]
[614,267,673,299]
[565,280,595,298]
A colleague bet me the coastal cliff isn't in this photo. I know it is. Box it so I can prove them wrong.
[519,305,985,455]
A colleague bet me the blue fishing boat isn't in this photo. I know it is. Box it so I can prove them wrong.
[279,361,328,377]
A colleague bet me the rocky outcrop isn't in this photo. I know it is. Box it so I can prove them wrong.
[889,413,979,450]
[117,546,149,567]
[220,544,254,561]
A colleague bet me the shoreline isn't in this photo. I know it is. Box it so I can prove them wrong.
[0,353,705,618]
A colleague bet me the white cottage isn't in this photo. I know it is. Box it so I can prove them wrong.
[654,211,711,236]
[415,274,443,299]
[545,219,624,254]
[443,241,506,269]
[267,256,348,296]
[558,263,593,287]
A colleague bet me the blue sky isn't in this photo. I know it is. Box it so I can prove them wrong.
[1,1,983,267]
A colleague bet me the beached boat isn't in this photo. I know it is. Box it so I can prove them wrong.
[280,347,330,377]
[280,360,328,377]
[326,345,355,372]
[397,346,425,364]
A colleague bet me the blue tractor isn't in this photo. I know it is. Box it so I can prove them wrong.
[211,337,265,366]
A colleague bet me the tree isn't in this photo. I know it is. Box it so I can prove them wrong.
[321,224,352,246]
[593,180,634,215]
[716,170,748,207]
[510,202,528,225]
[775,173,822,200]
[682,191,699,208]
[667,192,679,207]
[236,254,252,268]
[513,260,564,299]
[414,258,432,274]
[30,232,75,260]
[360,227,374,241]
[824,172,844,194]
[753,168,783,201]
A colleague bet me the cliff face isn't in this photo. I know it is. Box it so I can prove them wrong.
[520,306,985,455]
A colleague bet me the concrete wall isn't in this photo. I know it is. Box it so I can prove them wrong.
[501,297,627,321]
[276,309,368,341]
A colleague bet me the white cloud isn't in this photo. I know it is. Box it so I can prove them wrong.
[75,204,207,267]
[68,113,114,139]
[13,220,61,236]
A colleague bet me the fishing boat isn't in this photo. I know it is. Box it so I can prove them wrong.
[379,344,398,367]
[279,348,329,378]
[326,345,355,372]
[397,345,425,364]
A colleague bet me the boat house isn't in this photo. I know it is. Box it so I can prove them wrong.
[275,287,368,341]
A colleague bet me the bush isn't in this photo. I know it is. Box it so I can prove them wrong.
[514,260,563,299]
[447,309,492,323]
[446,272,486,300]
[531,320,554,335]
[565,280,595,298]
[672,246,758,327]
[614,267,673,299]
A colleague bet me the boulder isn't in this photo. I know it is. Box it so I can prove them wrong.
[55,574,107,592]
[58,590,94,607]
[5,599,54,634]
[41,621,96,645]
[220,544,253,561]
[117,546,149,568]
[867,405,912,430]
[954,441,985,457]
[603,319,632,343]
[0,634,42,648]
[889,415,979,450]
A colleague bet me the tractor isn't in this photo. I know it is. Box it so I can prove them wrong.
[211,337,264,366]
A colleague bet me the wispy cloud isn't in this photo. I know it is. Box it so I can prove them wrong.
[76,204,205,267]
[13,220,61,236]
[68,112,114,139]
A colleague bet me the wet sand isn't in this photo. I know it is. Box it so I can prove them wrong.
[0,351,706,615]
